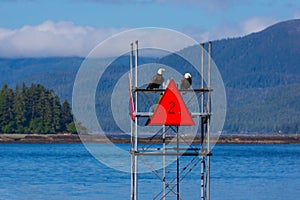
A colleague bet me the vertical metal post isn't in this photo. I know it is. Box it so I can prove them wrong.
[207,125,211,200]
[201,156,205,199]
[207,41,212,200]
[135,41,138,148]
[207,41,211,114]
[200,43,205,200]
[130,43,133,143]
[200,43,205,145]
[162,124,166,200]
[201,43,205,113]
[176,126,180,200]
[162,83,166,200]
[130,42,134,200]
[134,40,139,200]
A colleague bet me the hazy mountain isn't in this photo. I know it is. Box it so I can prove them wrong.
[1,19,300,133]
[213,19,300,88]
[0,57,82,102]
[212,19,300,133]
[158,19,300,133]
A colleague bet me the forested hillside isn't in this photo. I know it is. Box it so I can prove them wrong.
[212,19,300,133]
[0,83,75,134]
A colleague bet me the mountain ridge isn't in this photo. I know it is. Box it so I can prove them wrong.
[1,19,300,133]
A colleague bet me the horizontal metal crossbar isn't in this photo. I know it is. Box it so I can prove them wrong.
[141,147,201,151]
[134,112,211,117]
[130,151,210,156]
[133,88,213,93]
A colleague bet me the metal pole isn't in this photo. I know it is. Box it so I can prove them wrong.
[207,41,212,200]
[130,42,134,200]
[176,126,180,200]
[130,43,133,143]
[200,43,205,200]
[134,40,139,200]
[163,125,166,200]
[162,83,166,200]
[201,43,205,145]
[135,41,138,149]
[201,156,205,200]
[201,43,205,113]
[208,41,211,114]
[207,124,211,200]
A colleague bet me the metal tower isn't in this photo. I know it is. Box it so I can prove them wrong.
[129,41,212,200]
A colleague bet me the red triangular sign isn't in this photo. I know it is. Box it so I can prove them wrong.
[148,79,195,126]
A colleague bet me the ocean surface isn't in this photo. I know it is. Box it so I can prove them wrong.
[0,144,299,200]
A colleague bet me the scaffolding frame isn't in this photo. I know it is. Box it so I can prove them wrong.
[130,41,212,200]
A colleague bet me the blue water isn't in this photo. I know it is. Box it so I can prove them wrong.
[0,144,299,200]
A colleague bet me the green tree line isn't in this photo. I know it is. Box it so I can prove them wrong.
[0,82,75,134]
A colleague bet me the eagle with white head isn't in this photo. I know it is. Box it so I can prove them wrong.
[146,68,165,89]
[180,73,192,90]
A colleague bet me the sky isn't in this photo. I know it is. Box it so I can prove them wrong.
[0,0,299,57]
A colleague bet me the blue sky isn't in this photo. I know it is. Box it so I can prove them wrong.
[0,0,299,57]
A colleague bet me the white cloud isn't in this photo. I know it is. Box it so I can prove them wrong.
[0,21,201,58]
[294,11,300,19]
[0,17,280,58]
[241,17,278,35]
[0,21,197,58]
[183,16,278,42]
[0,21,126,57]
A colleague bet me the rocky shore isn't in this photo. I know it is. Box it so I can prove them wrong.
[0,134,300,144]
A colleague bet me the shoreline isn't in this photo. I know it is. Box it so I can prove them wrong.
[0,134,299,144]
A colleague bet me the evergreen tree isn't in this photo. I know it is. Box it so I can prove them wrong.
[61,100,73,131]
[0,83,15,132]
[51,91,62,132]
[27,84,42,133]
[42,89,54,133]
[13,85,26,133]
[67,121,77,134]
[22,83,30,133]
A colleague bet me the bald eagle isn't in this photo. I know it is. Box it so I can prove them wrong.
[180,73,192,90]
[146,68,165,89]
